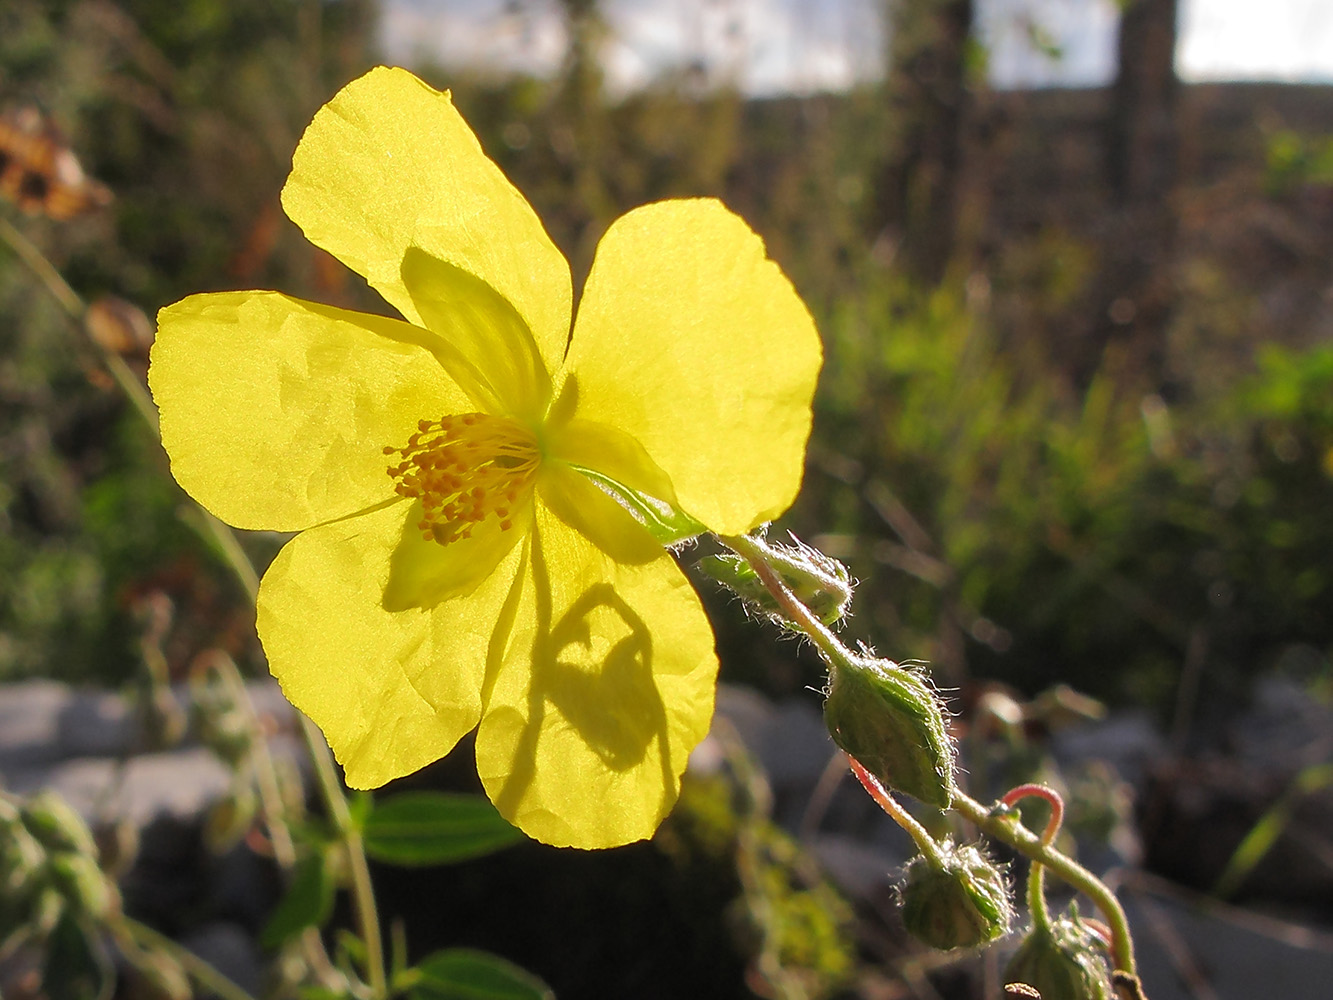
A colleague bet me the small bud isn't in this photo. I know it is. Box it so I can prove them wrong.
[824,655,954,808]
[204,783,258,853]
[702,534,853,626]
[900,841,1013,950]
[0,826,47,946]
[48,853,118,921]
[1005,914,1114,1000]
[1,820,46,894]
[21,792,97,857]
[86,296,154,359]
[190,694,254,766]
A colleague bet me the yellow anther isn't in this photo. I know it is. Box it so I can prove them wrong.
[385,412,539,545]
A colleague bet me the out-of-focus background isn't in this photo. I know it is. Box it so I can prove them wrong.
[2,2,1332,999]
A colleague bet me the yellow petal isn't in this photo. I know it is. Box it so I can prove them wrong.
[382,496,533,612]
[401,248,551,421]
[543,408,679,512]
[560,199,822,535]
[257,502,526,789]
[151,291,468,531]
[474,497,718,848]
[281,67,571,376]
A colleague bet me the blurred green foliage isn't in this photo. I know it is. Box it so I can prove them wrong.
[1264,128,1333,195]
[804,271,1333,710]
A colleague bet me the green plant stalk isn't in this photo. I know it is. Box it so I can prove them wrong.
[117,916,256,1000]
[195,652,341,986]
[722,530,1136,976]
[951,791,1133,974]
[1026,858,1052,934]
[1,218,386,997]
[847,756,946,867]
[720,533,848,665]
[308,712,387,995]
[1213,760,1333,899]
[1002,784,1065,936]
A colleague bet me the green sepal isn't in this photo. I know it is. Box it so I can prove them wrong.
[700,534,852,626]
[570,465,707,545]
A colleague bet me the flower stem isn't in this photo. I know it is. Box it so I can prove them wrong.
[848,756,946,867]
[951,790,1135,974]
[721,529,1137,977]
[720,532,848,667]
[117,916,256,1000]
[1002,784,1065,935]
[303,713,387,997]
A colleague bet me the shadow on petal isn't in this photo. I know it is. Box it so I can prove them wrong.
[490,519,674,829]
[383,498,531,611]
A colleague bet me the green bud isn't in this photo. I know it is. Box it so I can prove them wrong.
[2,820,46,895]
[900,841,1013,950]
[1005,914,1114,1000]
[22,792,97,857]
[701,534,853,627]
[824,655,954,808]
[49,852,118,921]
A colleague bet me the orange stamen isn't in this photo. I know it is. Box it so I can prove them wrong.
[385,412,539,545]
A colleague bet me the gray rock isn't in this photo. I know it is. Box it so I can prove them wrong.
[2,748,231,828]
[0,679,72,768]
[57,688,137,758]
[178,921,264,996]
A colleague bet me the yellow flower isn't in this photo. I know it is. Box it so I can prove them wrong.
[148,67,821,848]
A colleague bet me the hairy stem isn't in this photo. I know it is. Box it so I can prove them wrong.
[951,790,1134,973]
[722,529,1137,976]
[848,756,946,866]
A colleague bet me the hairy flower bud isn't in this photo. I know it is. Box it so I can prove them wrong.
[1005,914,1114,1000]
[823,656,954,808]
[701,534,853,627]
[900,841,1013,950]
[21,792,97,857]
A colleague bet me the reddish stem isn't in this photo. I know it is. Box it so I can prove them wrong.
[1001,783,1065,845]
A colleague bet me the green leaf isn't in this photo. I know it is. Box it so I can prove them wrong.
[363,793,525,867]
[411,948,554,1000]
[347,790,374,832]
[261,850,333,949]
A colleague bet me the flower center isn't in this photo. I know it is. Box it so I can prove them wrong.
[384,413,540,545]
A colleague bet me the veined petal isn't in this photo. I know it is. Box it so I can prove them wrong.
[475,500,718,848]
[402,248,551,421]
[560,199,822,535]
[543,401,680,510]
[257,502,525,789]
[281,66,572,376]
[151,291,469,532]
[382,496,533,612]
